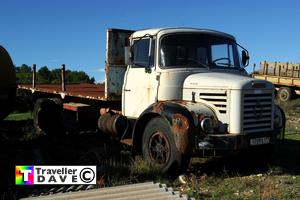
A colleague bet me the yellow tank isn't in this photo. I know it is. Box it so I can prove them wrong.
[0,45,16,120]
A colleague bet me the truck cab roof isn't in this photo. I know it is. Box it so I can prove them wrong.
[131,27,236,41]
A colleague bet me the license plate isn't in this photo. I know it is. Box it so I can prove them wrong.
[250,137,270,146]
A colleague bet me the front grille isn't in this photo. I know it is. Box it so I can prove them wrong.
[243,93,273,134]
[199,92,227,114]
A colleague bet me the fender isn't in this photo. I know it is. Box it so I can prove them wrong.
[132,101,217,155]
[274,104,286,140]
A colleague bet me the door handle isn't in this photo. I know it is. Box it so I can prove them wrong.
[124,89,131,92]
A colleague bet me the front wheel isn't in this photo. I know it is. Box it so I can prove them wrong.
[142,117,189,173]
[277,87,294,101]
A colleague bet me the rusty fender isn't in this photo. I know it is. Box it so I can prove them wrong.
[133,101,217,155]
[274,104,286,141]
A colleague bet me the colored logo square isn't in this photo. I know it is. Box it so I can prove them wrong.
[16,166,34,185]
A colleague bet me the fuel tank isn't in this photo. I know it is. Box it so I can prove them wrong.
[0,45,16,120]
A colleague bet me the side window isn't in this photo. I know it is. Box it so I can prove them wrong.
[132,38,154,68]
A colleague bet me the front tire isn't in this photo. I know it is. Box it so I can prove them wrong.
[277,87,294,101]
[142,117,188,173]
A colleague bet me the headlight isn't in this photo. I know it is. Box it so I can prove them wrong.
[200,117,214,134]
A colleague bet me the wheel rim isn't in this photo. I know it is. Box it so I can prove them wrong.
[280,90,288,100]
[148,131,171,165]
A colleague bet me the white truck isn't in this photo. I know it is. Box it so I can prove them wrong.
[20,28,286,172]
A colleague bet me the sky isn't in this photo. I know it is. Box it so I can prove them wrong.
[0,0,299,82]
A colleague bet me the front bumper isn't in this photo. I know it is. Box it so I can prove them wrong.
[195,132,278,152]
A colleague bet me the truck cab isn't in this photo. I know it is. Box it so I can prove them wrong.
[116,28,285,171]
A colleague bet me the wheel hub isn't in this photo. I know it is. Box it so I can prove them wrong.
[148,131,170,165]
[281,92,287,99]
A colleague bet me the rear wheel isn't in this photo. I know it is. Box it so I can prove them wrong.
[33,98,63,136]
[277,87,294,101]
[142,117,189,173]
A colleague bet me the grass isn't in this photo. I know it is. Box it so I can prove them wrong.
[175,142,300,199]
[277,98,300,134]
[1,112,34,140]
[4,112,32,121]
[3,100,300,199]
[176,168,300,200]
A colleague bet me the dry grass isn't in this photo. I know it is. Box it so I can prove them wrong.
[3,99,300,199]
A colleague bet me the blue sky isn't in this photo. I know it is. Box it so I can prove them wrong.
[1,0,299,82]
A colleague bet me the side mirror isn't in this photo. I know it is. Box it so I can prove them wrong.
[242,50,250,66]
[124,46,132,65]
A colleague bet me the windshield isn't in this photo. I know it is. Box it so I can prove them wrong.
[160,34,240,68]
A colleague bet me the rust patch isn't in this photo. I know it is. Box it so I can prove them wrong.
[98,113,128,138]
[106,29,133,65]
[120,139,133,146]
[170,100,188,106]
[190,111,198,126]
[171,113,189,154]
[197,113,206,122]
[152,102,164,113]
[105,63,109,82]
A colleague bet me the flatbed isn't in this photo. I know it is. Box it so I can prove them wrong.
[252,61,300,101]
[18,83,106,100]
[252,74,300,88]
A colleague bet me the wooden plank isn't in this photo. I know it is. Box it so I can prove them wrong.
[252,74,300,87]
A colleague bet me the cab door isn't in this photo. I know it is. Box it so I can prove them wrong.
[122,37,158,118]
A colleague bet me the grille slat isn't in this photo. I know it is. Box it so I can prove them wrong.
[243,93,273,134]
[199,92,227,114]
[243,96,272,101]
[244,101,272,106]
[204,101,227,106]
[243,128,272,134]
[244,117,271,123]
[244,122,271,127]
[244,107,271,112]
[244,112,271,118]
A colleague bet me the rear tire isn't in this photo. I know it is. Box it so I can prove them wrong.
[277,87,294,101]
[33,98,63,136]
[142,117,189,173]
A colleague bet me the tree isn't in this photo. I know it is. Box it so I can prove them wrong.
[15,64,32,84]
[15,65,95,84]
[19,64,32,73]
[89,77,95,84]
[37,66,50,83]
[50,69,61,84]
